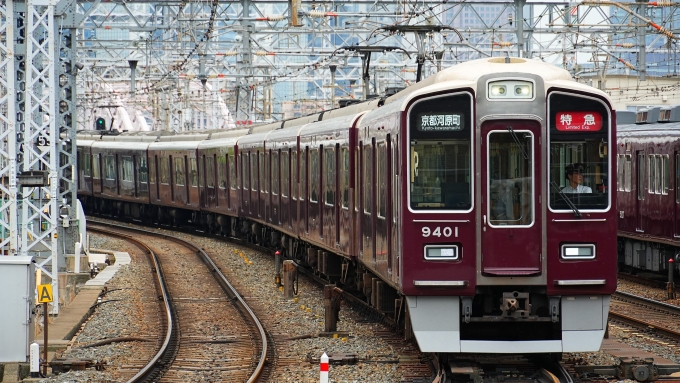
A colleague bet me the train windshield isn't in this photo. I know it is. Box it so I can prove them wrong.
[409,141,471,210]
[408,93,473,211]
[548,93,610,211]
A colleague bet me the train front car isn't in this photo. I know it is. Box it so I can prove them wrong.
[400,58,616,355]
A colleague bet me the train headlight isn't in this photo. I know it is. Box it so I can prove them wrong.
[490,85,507,96]
[424,245,459,260]
[561,244,596,260]
[487,80,534,100]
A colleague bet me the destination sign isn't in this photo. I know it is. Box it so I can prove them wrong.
[555,111,603,132]
[417,113,464,131]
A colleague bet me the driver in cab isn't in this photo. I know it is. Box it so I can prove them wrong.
[562,163,592,193]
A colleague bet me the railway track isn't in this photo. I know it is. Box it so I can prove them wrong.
[87,221,270,383]
[610,291,680,342]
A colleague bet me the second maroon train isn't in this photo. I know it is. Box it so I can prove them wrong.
[77,57,618,358]
[616,105,680,275]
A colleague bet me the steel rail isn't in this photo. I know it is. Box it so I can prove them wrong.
[87,226,177,383]
[88,220,269,383]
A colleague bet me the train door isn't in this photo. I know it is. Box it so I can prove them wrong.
[636,151,645,231]
[281,149,290,227]
[375,140,390,275]
[241,152,250,214]
[301,147,308,234]
[309,146,320,238]
[338,145,351,254]
[259,151,266,220]
[322,145,337,244]
[291,149,298,231]
[361,139,376,264]
[675,153,680,237]
[481,121,541,275]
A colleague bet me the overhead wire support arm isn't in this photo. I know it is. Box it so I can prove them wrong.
[331,46,410,100]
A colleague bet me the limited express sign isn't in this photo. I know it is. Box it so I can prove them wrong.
[555,111,603,131]
[417,113,464,131]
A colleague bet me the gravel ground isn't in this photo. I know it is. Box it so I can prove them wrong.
[36,226,680,382]
[39,228,409,382]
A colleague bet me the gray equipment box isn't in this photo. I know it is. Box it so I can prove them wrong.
[0,256,35,362]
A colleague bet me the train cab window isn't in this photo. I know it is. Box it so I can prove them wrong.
[548,93,610,211]
[341,147,349,209]
[122,156,133,182]
[160,157,170,184]
[138,157,148,192]
[272,151,280,196]
[310,148,318,202]
[104,155,116,181]
[325,147,335,206]
[292,151,298,200]
[190,158,198,187]
[174,157,185,186]
[408,93,472,211]
[218,156,226,189]
[228,155,236,190]
[488,131,534,226]
[377,142,387,218]
[282,151,289,198]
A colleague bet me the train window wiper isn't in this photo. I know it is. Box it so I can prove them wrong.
[507,126,528,160]
[551,181,581,218]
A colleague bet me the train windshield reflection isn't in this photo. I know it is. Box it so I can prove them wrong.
[409,140,471,210]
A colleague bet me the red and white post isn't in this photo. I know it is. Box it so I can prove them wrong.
[320,352,329,383]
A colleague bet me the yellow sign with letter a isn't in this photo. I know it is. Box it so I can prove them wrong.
[38,284,53,303]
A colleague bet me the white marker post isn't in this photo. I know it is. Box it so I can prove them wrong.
[30,342,40,377]
[320,352,329,383]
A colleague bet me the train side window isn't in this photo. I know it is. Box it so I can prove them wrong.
[377,142,386,218]
[83,153,91,177]
[228,155,236,190]
[240,154,246,190]
[625,154,632,192]
[273,150,280,196]
[662,155,669,195]
[122,156,133,182]
[310,148,319,202]
[175,157,185,186]
[325,147,335,206]
[92,155,100,179]
[300,148,307,201]
[647,154,656,194]
[637,152,645,200]
[251,151,258,192]
[617,155,624,192]
[160,157,169,184]
[341,146,349,209]
[292,151,298,200]
[655,155,662,194]
[218,156,226,189]
[676,153,680,203]
[282,150,289,198]
[364,144,372,214]
[138,156,148,192]
[190,158,198,187]
[260,150,271,193]
[206,156,215,188]
[105,155,116,181]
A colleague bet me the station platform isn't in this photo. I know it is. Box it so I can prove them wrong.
[1,251,131,383]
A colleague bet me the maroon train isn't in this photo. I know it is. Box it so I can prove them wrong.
[616,106,680,274]
[77,57,617,356]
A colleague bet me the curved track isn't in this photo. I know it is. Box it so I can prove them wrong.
[88,221,270,383]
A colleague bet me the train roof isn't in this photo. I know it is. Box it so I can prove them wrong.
[91,141,151,150]
[148,140,202,151]
[384,57,610,110]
